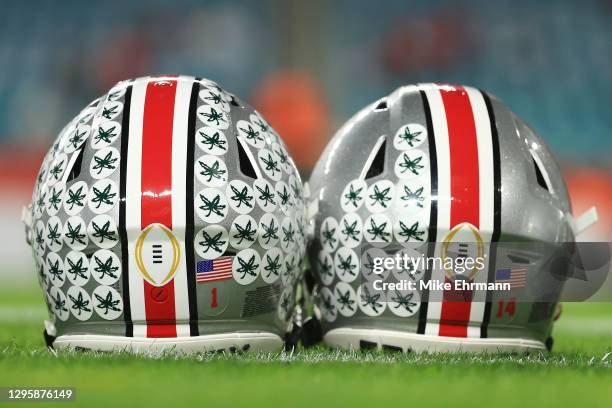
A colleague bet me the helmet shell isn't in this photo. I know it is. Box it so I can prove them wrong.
[27,76,306,349]
[307,84,573,350]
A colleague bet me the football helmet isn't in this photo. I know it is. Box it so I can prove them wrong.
[23,76,306,353]
[306,83,579,352]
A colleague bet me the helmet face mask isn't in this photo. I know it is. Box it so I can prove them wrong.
[307,83,574,353]
[25,76,306,354]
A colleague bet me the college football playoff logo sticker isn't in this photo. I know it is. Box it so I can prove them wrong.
[135,223,181,287]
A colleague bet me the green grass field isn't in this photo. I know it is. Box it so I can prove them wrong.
[1,281,611,407]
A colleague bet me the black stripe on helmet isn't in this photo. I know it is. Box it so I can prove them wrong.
[416,89,438,335]
[185,79,201,336]
[479,89,502,339]
[119,84,134,337]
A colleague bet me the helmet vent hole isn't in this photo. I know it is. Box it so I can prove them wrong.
[362,137,386,180]
[530,150,553,193]
[533,158,549,191]
[229,95,240,107]
[236,138,259,179]
[359,340,377,350]
[65,148,85,183]
[382,344,403,352]
[374,99,388,111]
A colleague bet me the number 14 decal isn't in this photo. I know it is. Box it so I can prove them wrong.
[496,298,516,318]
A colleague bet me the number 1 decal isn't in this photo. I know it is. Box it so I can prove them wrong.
[211,287,218,309]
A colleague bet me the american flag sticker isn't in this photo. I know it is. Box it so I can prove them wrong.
[495,268,527,289]
[196,256,233,284]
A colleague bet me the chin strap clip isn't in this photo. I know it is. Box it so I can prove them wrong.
[284,323,302,352]
[43,320,57,350]
[284,267,324,350]
[300,316,322,348]
[284,301,303,352]
[572,206,598,236]
[298,268,323,348]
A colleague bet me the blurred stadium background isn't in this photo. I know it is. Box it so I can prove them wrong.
[0,0,611,279]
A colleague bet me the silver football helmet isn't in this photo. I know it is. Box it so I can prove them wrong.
[23,75,306,353]
[307,83,578,352]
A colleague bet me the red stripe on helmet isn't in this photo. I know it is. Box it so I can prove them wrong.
[438,85,480,338]
[141,79,178,338]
